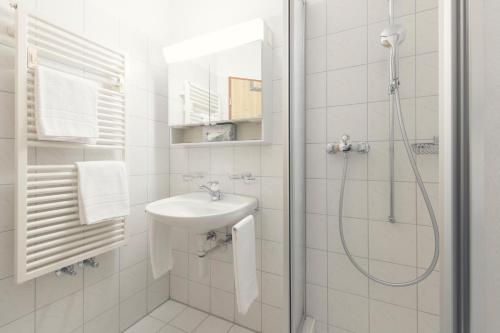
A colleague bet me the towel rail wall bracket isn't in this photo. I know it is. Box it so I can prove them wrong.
[14,2,127,284]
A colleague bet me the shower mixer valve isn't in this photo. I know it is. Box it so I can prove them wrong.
[327,134,370,154]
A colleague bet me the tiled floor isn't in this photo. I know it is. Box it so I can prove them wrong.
[125,300,256,333]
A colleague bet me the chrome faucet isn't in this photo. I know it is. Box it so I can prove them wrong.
[199,181,223,201]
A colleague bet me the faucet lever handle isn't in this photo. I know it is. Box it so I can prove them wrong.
[206,180,219,190]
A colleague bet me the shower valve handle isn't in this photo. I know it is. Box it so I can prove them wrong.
[327,134,370,154]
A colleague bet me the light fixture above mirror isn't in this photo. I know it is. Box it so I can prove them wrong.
[163,18,272,64]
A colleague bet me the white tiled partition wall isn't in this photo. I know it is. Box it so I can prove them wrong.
[0,0,170,332]
[164,1,285,332]
[305,0,440,332]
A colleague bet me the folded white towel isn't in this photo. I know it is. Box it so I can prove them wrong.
[76,161,130,225]
[148,215,173,279]
[232,215,258,314]
[35,65,98,143]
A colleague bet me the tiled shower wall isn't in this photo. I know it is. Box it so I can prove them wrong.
[0,0,170,332]
[304,0,440,332]
[166,13,285,333]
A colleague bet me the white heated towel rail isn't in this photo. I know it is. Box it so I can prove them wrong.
[15,4,127,283]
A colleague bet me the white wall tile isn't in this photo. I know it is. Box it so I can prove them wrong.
[369,221,417,266]
[119,289,147,331]
[306,144,327,179]
[210,288,235,322]
[37,0,84,33]
[306,0,326,39]
[36,291,83,333]
[306,283,327,323]
[327,104,367,141]
[84,2,120,49]
[369,260,417,308]
[211,260,234,293]
[0,277,35,326]
[327,0,367,33]
[84,250,119,287]
[416,53,439,97]
[0,91,14,139]
[262,272,283,308]
[147,274,170,312]
[306,179,327,214]
[307,37,327,74]
[261,145,284,177]
[119,261,147,301]
[328,216,368,258]
[417,226,440,270]
[170,275,188,304]
[416,9,439,54]
[328,252,368,296]
[327,27,367,70]
[0,139,14,184]
[306,73,327,109]
[120,232,147,270]
[328,290,369,333]
[306,108,327,143]
[261,304,283,333]
[418,312,440,333]
[369,300,417,333]
[84,274,119,322]
[0,230,13,279]
[418,269,440,315]
[35,265,83,309]
[261,177,283,210]
[188,281,210,312]
[261,240,283,276]
[0,46,15,93]
[0,185,13,232]
[327,66,367,106]
[306,214,327,250]
[0,312,34,333]
[306,248,327,287]
[261,209,283,243]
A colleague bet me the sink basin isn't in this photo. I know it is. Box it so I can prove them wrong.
[145,192,258,233]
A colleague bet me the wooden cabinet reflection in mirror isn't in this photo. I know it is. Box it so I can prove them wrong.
[228,76,262,121]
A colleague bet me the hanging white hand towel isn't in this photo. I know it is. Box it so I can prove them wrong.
[76,161,130,224]
[35,65,98,143]
[232,215,258,314]
[148,214,173,279]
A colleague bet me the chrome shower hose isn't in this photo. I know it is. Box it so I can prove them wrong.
[338,87,440,287]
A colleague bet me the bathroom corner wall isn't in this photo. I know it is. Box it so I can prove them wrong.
[0,0,170,332]
[164,1,285,332]
[304,0,441,332]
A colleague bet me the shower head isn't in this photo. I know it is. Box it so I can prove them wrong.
[380,24,407,49]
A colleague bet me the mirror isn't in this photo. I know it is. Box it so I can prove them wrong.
[165,20,272,145]
[209,41,262,122]
[168,56,211,126]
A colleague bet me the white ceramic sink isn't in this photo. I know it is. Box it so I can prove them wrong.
[145,192,258,233]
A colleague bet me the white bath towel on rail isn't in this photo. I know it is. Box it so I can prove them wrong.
[76,161,130,224]
[35,65,98,143]
[148,215,173,279]
[232,215,258,314]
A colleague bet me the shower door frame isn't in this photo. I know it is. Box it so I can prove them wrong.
[441,0,470,332]
[283,0,306,332]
